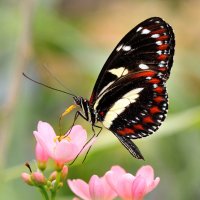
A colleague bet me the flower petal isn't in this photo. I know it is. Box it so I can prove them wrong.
[37,121,56,141]
[105,165,126,192]
[89,175,103,200]
[136,165,160,194]
[101,176,117,200]
[66,125,87,147]
[68,179,91,200]
[35,142,49,162]
[54,141,79,164]
[33,121,56,156]
[116,173,135,200]
[131,176,147,200]
[146,177,160,194]
[136,165,154,185]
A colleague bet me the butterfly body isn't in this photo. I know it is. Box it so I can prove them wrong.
[73,17,175,159]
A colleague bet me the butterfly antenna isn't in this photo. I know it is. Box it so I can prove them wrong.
[22,72,76,97]
[42,64,75,95]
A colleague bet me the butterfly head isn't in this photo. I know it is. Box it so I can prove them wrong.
[73,96,82,107]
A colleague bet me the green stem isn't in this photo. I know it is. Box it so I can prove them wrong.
[39,186,49,200]
[51,171,62,200]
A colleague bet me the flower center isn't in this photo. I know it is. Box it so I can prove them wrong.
[54,135,71,142]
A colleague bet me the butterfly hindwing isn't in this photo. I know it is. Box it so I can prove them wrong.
[95,70,168,137]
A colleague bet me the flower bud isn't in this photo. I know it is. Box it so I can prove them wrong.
[49,171,57,182]
[61,165,68,180]
[35,143,49,171]
[21,173,34,186]
[31,172,46,186]
[57,182,63,189]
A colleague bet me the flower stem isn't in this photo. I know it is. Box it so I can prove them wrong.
[39,186,49,200]
[51,171,62,200]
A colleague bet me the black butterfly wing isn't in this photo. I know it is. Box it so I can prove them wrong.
[89,17,175,105]
[89,17,175,159]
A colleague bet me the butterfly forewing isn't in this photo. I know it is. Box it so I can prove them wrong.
[90,17,174,105]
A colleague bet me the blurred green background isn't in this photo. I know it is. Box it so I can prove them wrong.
[1,0,200,199]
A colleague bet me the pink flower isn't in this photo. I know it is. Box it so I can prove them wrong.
[105,165,160,200]
[68,175,117,200]
[33,121,94,168]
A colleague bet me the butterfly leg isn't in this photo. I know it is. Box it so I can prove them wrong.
[79,125,102,163]
[112,131,144,160]
[66,111,88,136]
[69,125,97,165]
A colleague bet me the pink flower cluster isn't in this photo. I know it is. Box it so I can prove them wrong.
[21,121,160,200]
[68,165,160,200]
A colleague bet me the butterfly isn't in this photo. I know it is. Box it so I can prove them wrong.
[66,17,175,159]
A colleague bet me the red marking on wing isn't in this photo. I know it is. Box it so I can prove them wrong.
[153,86,164,93]
[158,67,167,72]
[132,71,156,79]
[143,116,154,123]
[157,35,169,41]
[133,124,144,130]
[148,78,160,84]
[152,29,166,34]
[150,106,161,114]
[118,128,135,135]
[154,96,165,103]
[157,54,168,60]
[89,94,95,104]
[100,111,104,116]
[157,44,168,50]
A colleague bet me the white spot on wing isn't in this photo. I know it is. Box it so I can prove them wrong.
[141,29,151,34]
[156,41,162,45]
[153,84,158,88]
[98,81,114,96]
[116,44,123,51]
[158,64,164,67]
[157,50,162,55]
[122,45,131,51]
[108,67,128,78]
[136,27,143,32]
[123,88,143,103]
[139,64,149,69]
[151,34,160,38]
[103,88,143,128]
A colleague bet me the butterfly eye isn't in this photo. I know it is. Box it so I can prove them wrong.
[73,96,81,106]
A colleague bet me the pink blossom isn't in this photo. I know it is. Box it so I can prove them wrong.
[68,175,117,200]
[33,121,94,168]
[105,165,160,200]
